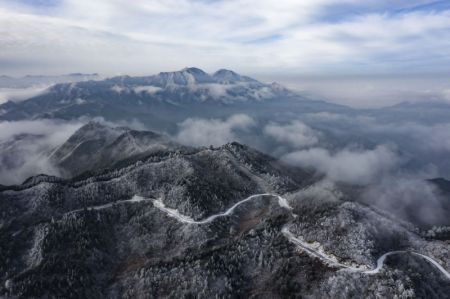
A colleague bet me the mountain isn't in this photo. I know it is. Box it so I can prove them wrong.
[0,68,348,131]
[1,140,449,298]
[108,67,255,87]
[212,69,257,84]
[49,122,182,177]
[0,122,183,185]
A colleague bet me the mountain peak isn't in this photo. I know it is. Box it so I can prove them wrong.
[181,67,208,75]
[155,67,213,86]
[213,68,256,83]
[214,69,238,76]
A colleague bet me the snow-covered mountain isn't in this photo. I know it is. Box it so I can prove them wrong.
[0,67,348,132]
[50,122,182,177]
[1,67,450,298]
[109,67,256,87]
[1,135,449,298]
[100,67,294,104]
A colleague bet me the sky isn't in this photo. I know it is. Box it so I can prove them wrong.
[1,0,450,76]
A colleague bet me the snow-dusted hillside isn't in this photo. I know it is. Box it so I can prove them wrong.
[1,138,449,298]
[49,122,181,177]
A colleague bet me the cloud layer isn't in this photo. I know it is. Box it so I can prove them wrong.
[363,177,450,227]
[0,119,83,185]
[175,114,255,147]
[264,121,319,148]
[0,116,147,185]
[1,1,450,76]
[283,145,399,185]
[0,86,50,104]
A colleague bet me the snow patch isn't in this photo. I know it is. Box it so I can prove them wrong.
[0,85,50,104]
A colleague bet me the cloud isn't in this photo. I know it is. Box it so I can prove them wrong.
[283,145,399,185]
[264,120,319,148]
[0,119,84,185]
[363,177,450,227]
[132,85,162,94]
[341,119,450,154]
[0,86,50,104]
[276,74,450,108]
[0,116,147,185]
[1,1,450,76]
[175,114,255,147]
[0,119,81,141]
[374,122,450,152]
[390,123,450,153]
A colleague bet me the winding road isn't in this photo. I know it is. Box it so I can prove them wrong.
[70,193,450,279]
[149,193,450,279]
[69,195,152,214]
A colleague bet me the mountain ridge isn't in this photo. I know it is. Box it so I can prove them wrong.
[49,122,183,178]
[0,67,350,132]
[1,134,449,298]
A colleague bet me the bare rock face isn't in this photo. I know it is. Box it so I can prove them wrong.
[1,136,449,298]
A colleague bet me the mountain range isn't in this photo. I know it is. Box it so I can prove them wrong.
[0,68,347,131]
[49,122,182,178]
[1,122,450,298]
[1,68,450,298]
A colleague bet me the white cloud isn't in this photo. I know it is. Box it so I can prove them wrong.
[0,86,50,104]
[0,1,450,75]
[0,119,81,142]
[175,114,255,147]
[356,121,450,153]
[363,177,450,227]
[283,145,399,185]
[0,119,84,185]
[75,98,86,105]
[111,85,127,93]
[0,117,147,185]
[201,84,229,98]
[264,120,319,148]
[133,85,162,94]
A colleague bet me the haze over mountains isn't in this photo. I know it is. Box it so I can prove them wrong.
[0,67,316,129]
[0,73,101,105]
[1,67,450,181]
[0,73,100,89]
[1,68,450,298]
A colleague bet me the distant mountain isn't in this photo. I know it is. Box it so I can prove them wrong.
[212,69,257,84]
[0,68,348,131]
[108,67,256,87]
[50,122,182,177]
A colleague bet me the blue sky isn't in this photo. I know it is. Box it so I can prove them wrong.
[1,0,450,77]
